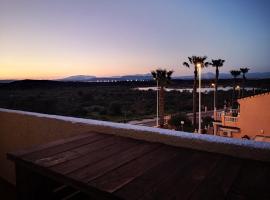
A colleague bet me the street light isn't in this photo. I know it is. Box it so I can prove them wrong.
[156,79,159,127]
[211,83,216,120]
[211,83,216,110]
[236,85,241,98]
[197,63,202,134]
[181,120,184,131]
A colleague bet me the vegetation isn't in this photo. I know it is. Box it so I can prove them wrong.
[168,113,192,131]
[183,56,209,130]
[202,116,214,128]
[230,70,241,105]
[0,79,268,124]
[151,69,173,127]
[240,67,250,97]
[209,59,225,110]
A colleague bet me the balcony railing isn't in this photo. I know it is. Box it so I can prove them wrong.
[224,109,239,116]
[216,111,223,118]
[224,116,238,123]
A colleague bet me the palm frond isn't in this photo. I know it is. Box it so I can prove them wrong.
[183,62,190,68]
[240,67,250,74]
[151,69,173,86]
[211,59,225,68]
[151,71,157,79]
[204,62,210,67]
[188,57,192,64]
[230,70,241,78]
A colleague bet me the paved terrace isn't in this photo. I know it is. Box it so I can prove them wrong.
[1,108,270,199]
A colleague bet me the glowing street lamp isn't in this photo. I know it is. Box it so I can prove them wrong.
[181,120,184,131]
[197,63,202,134]
[211,83,216,108]
[236,85,241,98]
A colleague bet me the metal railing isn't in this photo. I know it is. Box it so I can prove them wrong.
[224,116,238,123]
[216,112,223,118]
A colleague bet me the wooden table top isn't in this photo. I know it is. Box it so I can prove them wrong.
[7,131,270,200]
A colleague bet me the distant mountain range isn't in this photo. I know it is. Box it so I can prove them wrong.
[57,74,153,82]
[1,72,270,83]
[0,79,16,83]
[57,72,270,82]
[175,72,270,80]
[59,75,96,82]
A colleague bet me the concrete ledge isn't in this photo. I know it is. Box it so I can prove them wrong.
[1,108,270,183]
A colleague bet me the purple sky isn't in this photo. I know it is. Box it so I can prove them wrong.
[0,0,270,79]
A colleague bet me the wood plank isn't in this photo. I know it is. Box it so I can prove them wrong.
[69,142,161,183]
[50,137,141,174]
[188,156,243,200]
[34,136,124,167]
[114,148,196,200]
[22,132,109,162]
[9,130,270,200]
[7,132,99,160]
[88,145,180,193]
[13,159,121,200]
[139,151,220,200]
[226,160,270,200]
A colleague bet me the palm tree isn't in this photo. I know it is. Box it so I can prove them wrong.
[151,69,173,128]
[240,67,250,97]
[209,59,225,110]
[183,56,209,129]
[230,70,241,104]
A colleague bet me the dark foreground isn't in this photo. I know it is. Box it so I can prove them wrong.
[7,131,270,200]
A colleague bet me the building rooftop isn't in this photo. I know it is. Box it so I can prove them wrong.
[238,91,270,102]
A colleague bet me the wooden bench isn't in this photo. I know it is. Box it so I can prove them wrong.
[7,131,270,200]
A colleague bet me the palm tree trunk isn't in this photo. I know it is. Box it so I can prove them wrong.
[193,71,197,130]
[159,86,165,128]
[233,77,236,105]
[215,67,218,110]
[242,74,245,97]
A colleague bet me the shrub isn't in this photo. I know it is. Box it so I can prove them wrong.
[109,102,122,115]
[168,113,192,131]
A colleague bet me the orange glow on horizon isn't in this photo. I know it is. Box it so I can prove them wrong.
[0,61,157,80]
[0,52,182,79]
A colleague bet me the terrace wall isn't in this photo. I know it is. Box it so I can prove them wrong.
[1,108,270,185]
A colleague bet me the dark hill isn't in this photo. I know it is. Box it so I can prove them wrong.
[1,78,270,90]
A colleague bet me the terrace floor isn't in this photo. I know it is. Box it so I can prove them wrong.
[6,131,270,200]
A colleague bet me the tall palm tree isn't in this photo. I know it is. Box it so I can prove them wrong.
[230,70,241,104]
[209,59,225,110]
[183,56,209,129]
[151,69,173,128]
[240,67,250,97]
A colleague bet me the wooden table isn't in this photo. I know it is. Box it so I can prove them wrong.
[7,131,270,200]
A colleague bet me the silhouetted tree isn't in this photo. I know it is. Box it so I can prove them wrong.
[183,56,209,129]
[240,67,250,97]
[151,69,173,128]
[209,59,225,110]
[168,113,192,131]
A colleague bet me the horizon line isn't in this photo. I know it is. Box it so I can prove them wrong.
[1,71,270,81]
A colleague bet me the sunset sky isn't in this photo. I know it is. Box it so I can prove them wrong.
[0,0,270,79]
